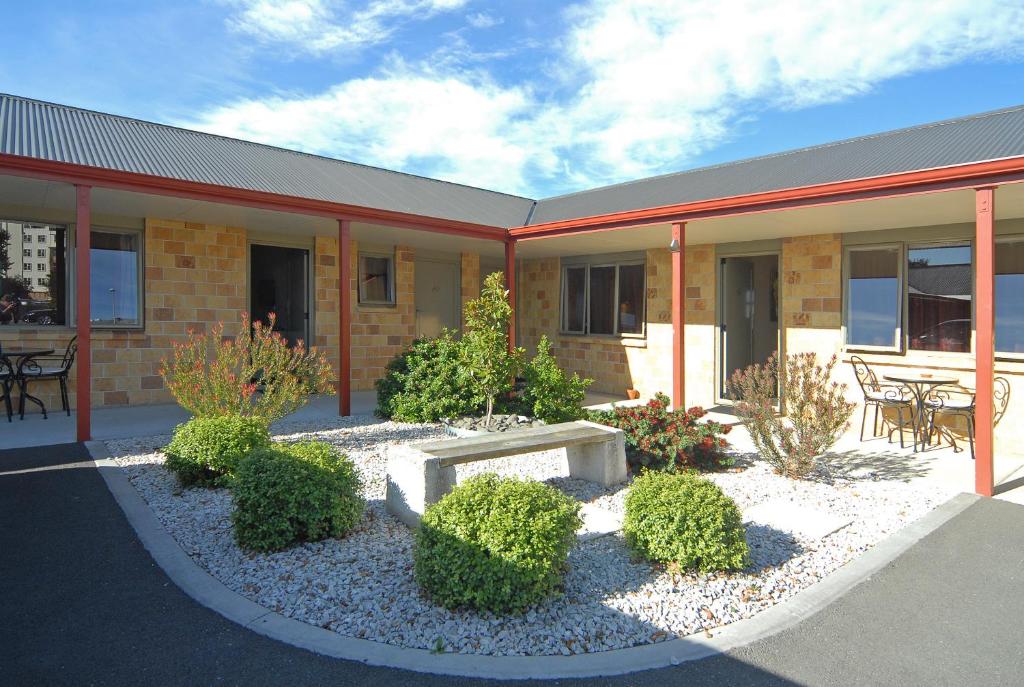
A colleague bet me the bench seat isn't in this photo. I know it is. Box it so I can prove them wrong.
[385,420,627,527]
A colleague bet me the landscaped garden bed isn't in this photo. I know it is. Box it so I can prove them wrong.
[106,415,953,657]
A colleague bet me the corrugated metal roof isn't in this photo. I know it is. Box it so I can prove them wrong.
[529,105,1024,225]
[0,94,535,228]
[4,93,1024,230]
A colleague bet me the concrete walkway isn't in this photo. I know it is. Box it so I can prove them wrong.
[3,443,1024,685]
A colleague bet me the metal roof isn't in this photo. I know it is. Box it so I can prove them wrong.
[0,94,535,228]
[3,93,1024,230]
[529,105,1024,225]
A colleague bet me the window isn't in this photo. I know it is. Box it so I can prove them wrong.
[24,234,31,243]
[560,256,646,336]
[22,249,30,257]
[996,237,1024,354]
[0,220,143,327]
[358,252,395,305]
[845,246,901,349]
[91,230,142,326]
[36,249,45,257]
[907,244,972,353]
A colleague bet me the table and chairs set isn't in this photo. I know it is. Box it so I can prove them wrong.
[0,337,77,422]
[850,355,1010,458]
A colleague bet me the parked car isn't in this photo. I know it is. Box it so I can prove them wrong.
[912,319,970,351]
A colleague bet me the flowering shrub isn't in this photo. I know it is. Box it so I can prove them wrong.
[160,312,335,424]
[588,393,732,472]
[728,352,855,479]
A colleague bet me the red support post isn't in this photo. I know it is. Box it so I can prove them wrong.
[671,222,686,410]
[338,219,352,417]
[505,238,517,351]
[975,187,996,496]
[75,185,92,441]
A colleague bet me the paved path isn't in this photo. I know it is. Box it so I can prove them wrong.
[3,443,1023,686]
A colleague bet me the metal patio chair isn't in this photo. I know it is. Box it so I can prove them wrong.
[924,377,1011,460]
[17,336,77,419]
[849,355,915,447]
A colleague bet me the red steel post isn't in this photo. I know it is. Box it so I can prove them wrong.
[338,219,352,416]
[75,185,92,441]
[671,222,686,410]
[975,187,996,496]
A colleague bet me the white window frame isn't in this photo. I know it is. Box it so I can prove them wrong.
[357,251,396,306]
[559,256,646,338]
[842,243,904,353]
[905,240,974,356]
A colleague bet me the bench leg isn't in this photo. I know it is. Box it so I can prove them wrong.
[566,433,628,487]
[385,446,457,527]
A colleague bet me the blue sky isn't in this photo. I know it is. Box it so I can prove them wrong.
[2,1,1024,199]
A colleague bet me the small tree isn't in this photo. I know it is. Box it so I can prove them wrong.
[160,312,335,424]
[728,352,855,479]
[520,335,592,423]
[462,272,524,428]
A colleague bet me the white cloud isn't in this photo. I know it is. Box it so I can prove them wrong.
[466,12,501,29]
[224,0,470,53]
[198,0,1024,196]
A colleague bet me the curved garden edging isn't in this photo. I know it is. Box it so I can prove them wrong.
[86,439,978,680]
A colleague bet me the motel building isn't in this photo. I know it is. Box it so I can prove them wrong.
[1,93,1023,496]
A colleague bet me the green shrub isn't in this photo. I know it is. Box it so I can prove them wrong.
[519,335,592,423]
[587,393,733,472]
[231,441,364,552]
[375,331,484,422]
[414,474,582,614]
[164,416,271,487]
[623,471,749,572]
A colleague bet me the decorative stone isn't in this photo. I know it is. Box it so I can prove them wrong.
[743,498,852,540]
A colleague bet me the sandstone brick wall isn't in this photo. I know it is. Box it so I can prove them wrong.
[0,218,247,413]
[460,252,480,330]
[516,245,718,407]
[314,238,417,391]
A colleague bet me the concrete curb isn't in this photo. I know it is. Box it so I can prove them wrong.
[86,440,979,680]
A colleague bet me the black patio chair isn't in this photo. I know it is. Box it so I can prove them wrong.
[0,354,14,422]
[849,355,914,447]
[924,377,1011,460]
[17,336,77,419]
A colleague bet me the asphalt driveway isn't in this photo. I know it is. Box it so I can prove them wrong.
[2,443,1022,686]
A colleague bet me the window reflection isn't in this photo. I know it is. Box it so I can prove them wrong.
[908,245,972,353]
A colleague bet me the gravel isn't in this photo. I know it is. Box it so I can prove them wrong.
[442,414,545,433]
[106,415,955,657]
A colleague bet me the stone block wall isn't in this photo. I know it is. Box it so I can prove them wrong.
[0,218,247,412]
[516,245,718,407]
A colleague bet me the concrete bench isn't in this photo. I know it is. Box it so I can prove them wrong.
[385,420,627,527]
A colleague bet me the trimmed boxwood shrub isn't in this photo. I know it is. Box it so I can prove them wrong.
[375,331,484,422]
[623,471,749,572]
[231,441,364,552]
[164,415,271,487]
[413,474,582,614]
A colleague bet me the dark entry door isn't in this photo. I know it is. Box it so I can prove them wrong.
[719,254,779,398]
[249,244,309,346]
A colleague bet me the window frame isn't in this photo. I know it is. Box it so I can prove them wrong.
[357,250,396,307]
[73,225,146,329]
[842,242,905,353]
[558,255,646,339]
[905,239,974,356]
[995,233,1024,359]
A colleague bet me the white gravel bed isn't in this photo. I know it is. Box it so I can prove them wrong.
[106,416,955,657]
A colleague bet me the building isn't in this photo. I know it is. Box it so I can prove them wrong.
[0,93,1022,496]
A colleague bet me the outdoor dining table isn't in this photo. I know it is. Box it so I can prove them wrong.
[1,347,55,419]
[883,372,959,452]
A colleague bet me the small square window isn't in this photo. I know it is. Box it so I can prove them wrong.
[24,234,32,243]
[358,253,395,305]
[37,263,45,271]
[23,262,31,271]
[23,249,30,257]
[36,249,45,257]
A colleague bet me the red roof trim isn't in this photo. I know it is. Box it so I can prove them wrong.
[0,153,508,241]
[512,156,1024,239]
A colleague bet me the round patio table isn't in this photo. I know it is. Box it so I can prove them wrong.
[1,348,55,419]
[883,373,959,452]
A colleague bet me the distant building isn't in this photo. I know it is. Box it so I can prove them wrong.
[0,220,58,299]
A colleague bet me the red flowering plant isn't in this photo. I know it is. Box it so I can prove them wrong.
[159,312,335,425]
[588,393,733,472]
